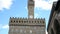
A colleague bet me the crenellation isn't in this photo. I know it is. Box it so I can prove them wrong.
[10,17,45,20]
[9,17,45,26]
[10,18,45,22]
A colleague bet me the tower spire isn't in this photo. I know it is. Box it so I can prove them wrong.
[28,0,34,19]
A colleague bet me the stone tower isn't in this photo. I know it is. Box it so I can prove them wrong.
[9,0,46,34]
[28,0,34,19]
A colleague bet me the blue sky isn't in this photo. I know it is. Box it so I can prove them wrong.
[0,0,58,34]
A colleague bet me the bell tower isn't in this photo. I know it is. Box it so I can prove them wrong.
[28,0,34,19]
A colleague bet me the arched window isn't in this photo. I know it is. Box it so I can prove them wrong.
[19,21,20,23]
[14,21,15,22]
[11,20,12,22]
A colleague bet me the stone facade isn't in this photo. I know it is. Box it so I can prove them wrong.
[9,0,46,34]
[47,1,60,34]
[9,17,45,34]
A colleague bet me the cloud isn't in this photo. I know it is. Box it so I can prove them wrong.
[34,13,39,18]
[25,7,27,10]
[0,24,2,29]
[34,0,58,10]
[0,0,13,11]
[2,24,9,29]
[0,24,9,29]
[25,6,28,12]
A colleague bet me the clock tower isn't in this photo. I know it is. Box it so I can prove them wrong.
[9,0,46,34]
[28,0,34,19]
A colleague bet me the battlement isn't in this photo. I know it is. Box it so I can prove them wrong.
[9,17,45,26]
[10,17,45,20]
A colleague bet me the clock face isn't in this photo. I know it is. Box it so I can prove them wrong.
[29,15,33,18]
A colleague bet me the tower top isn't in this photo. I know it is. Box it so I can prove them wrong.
[28,0,34,19]
[28,0,34,5]
[28,0,34,1]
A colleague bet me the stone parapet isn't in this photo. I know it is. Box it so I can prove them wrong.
[9,17,45,26]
